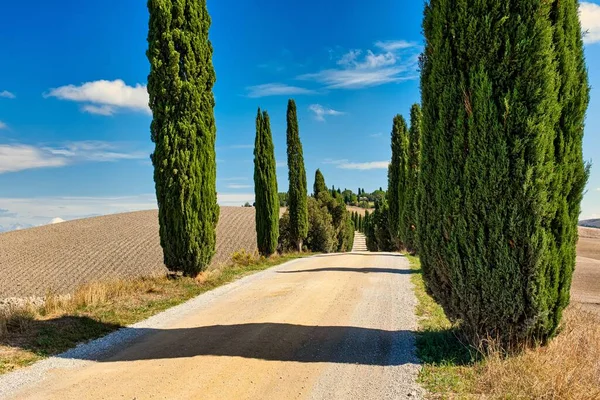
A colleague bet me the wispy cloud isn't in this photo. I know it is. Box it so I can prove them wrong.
[369,133,383,138]
[323,158,348,165]
[246,83,316,98]
[375,40,418,52]
[45,79,150,115]
[276,161,287,168]
[337,161,389,170]
[308,104,345,121]
[298,40,420,89]
[220,177,249,182]
[581,2,600,44]
[0,90,15,99]
[227,184,253,189]
[0,141,148,174]
[0,121,7,130]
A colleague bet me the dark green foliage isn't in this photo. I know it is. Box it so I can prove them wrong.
[254,109,279,257]
[365,201,394,252]
[387,115,409,250]
[147,0,219,276]
[404,104,422,254]
[358,214,363,233]
[305,198,337,253]
[313,169,327,197]
[278,192,289,207]
[286,99,308,251]
[418,0,589,347]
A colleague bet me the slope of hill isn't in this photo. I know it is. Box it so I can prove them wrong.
[0,207,257,299]
[579,219,600,228]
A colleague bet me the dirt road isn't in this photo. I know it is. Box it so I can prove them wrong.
[1,253,423,400]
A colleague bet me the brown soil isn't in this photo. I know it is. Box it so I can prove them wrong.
[0,207,257,299]
[573,227,600,314]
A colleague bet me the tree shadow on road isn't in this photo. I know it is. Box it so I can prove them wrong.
[313,253,406,258]
[58,323,421,366]
[278,267,421,275]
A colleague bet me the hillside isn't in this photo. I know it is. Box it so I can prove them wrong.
[580,219,600,228]
[0,207,257,299]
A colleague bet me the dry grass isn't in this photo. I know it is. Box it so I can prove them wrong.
[0,207,258,299]
[409,256,600,399]
[0,251,310,374]
[476,308,600,400]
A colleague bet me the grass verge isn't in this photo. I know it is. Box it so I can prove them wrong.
[0,251,311,375]
[408,255,600,400]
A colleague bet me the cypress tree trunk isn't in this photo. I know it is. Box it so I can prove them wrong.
[313,169,327,197]
[404,104,422,254]
[147,0,219,276]
[419,0,588,348]
[387,115,409,250]
[254,109,280,257]
[286,99,308,252]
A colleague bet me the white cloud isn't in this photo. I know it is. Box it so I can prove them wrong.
[0,90,15,99]
[0,121,7,130]
[337,161,390,170]
[581,2,600,44]
[45,79,150,115]
[246,83,316,98]
[323,158,348,165]
[227,184,253,189]
[596,187,600,191]
[82,104,116,116]
[220,177,249,182]
[0,145,68,173]
[276,161,287,168]
[298,40,420,89]
[375,40,418,52]
[309,104,345,121]
[0,141,148,174]
[50,217,65,224]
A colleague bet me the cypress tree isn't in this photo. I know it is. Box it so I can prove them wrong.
[418,0,588,347]
[358,214,363,232]
[404,104,422,254]
[313,169,327,197]
[286,99,308,251]
[147,0,219,276]
[547,0,590,333]
[254,109,279,257]
[387,115,409,249]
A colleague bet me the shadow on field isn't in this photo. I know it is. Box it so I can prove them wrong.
[278,267,420,275]
[416,327,476,366]
[1,315,122,357]
[59,323,420,366]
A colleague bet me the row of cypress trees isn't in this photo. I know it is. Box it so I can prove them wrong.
[417,0,589,348]
[386,105,422,254]
[253,100,309,257]
[148,0,310,269]
[351,211,364,233]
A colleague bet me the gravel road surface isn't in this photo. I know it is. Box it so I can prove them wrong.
[0,253,423,400]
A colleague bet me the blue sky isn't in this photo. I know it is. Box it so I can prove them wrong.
[0,1,599,231]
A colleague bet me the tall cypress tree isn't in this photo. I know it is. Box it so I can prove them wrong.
[404,104,422,254]
[254,109,279,257]
[147,0,219,276]
[387,115,409,249]
[314,169,327,197]
[419,0,588,347]
[286,99,308,251]
[547,0,590,331]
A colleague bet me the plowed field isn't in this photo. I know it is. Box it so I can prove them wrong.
[0,207,257,299]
